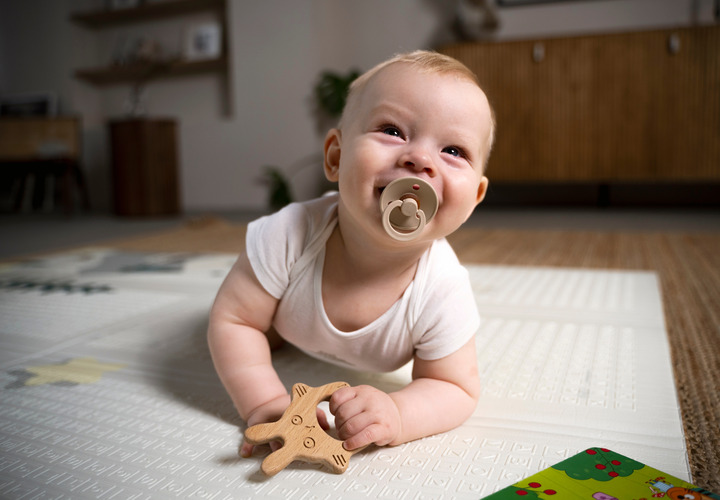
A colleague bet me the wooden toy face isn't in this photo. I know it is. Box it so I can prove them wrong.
[244,382,363,476]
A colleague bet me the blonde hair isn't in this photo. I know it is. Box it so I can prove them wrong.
[339,50,496,170]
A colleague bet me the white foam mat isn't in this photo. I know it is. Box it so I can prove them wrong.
[0,250,688,499]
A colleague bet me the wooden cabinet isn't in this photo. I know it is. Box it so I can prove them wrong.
[110,119,179,216]
[441,26,720,183]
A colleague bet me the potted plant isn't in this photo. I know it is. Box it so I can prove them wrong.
[263,68,360,211]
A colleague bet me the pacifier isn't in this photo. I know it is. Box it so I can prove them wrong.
[379,177,438,242]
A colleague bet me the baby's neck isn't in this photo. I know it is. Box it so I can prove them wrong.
[335,201,433,268]
[321,225,427,332]
[329,220,430,278]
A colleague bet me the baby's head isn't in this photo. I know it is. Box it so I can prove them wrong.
[339,51,495,171]
[324,50,495,243]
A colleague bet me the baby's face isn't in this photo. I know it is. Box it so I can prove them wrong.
[327,63,492,245]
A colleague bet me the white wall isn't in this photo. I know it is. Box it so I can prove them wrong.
[490,0,715,40]
[0,0,716,213]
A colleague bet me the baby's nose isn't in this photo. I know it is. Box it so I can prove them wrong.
[400,149,435,176]
[403,156,435,177]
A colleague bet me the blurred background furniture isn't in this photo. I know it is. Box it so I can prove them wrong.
[109,118,180,216]
[441,25,720,205]
[0,116,90,214]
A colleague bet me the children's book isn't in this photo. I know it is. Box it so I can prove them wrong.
[484,447,719,500]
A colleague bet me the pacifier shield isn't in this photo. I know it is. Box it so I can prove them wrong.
[379,177,438,241]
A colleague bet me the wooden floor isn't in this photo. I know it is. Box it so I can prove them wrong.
[108,219,720,491]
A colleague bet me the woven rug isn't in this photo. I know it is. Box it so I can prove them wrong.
[0,234,702,498]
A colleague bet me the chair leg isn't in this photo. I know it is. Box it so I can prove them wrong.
[73,163,91,211]
[32,172,47,210]
[62,166,72,214]
[13,173,28,212]
[59,161,91,214]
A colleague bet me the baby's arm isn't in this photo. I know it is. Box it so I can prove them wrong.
[330,338,480,450]
[207,253,290,451]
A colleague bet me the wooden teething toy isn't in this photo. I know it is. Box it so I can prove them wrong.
[380,177,438,241]
[244,381,363,475]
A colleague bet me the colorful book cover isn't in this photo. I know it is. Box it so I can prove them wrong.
[484,447,719,500]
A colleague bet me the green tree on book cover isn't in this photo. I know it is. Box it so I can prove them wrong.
[554,448,643,481]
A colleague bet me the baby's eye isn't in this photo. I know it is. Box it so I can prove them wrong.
[381,126,402,138]
[442,146,466,158]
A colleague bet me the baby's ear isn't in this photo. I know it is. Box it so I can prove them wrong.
[475,176,489,204]
[323,129,342,182]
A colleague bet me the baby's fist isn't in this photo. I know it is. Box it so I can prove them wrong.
[329,385,401,450]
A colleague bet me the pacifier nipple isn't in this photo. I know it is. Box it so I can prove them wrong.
[379,177,438,242]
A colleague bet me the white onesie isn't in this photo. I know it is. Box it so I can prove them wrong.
[246,192,480,372]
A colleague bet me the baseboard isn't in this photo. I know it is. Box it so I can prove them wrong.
[483,182,720,207]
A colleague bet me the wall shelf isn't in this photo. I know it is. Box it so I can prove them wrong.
[70,0,230,113]
[75,56,226,86]
[71,0,225,29]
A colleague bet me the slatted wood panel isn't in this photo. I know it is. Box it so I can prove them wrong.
[441,26,720,182]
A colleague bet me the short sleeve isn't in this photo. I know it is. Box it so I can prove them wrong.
[245,193,339,300]
[245,203,310,299]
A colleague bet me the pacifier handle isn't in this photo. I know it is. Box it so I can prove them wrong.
[382,199,427,242]
[379,177,438,242]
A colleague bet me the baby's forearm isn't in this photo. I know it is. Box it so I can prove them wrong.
[389,376,479,445]
[208,320,287,421]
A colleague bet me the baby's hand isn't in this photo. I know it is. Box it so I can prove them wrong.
[241,394,329,457]
[329,385,401,450]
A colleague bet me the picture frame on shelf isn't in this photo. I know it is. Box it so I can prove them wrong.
[184,23,222,61]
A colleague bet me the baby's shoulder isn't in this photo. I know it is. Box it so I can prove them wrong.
[252,192,338,240]
[424,239,465,276]
[413,239,473,303]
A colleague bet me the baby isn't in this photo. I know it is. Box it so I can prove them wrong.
[208,50,495,456]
